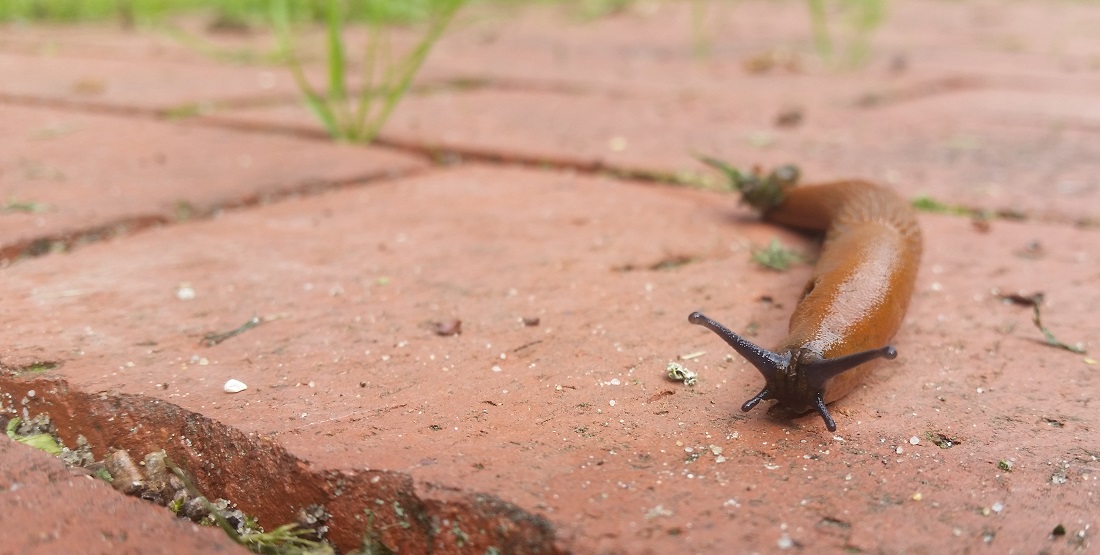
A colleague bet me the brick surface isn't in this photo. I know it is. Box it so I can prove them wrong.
[3,164,1097,553]
[0,435,244,555]
[213,85,1100,224]
[0,51,298,110]
[204,1,1100,224]
[1,1,1098,554]
[0,103,425,262]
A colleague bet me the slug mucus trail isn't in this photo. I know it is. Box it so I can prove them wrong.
[691,160,922,432]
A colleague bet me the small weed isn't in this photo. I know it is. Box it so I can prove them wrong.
[352,510,397,555]
[392,501,412,529]
[162,25,282,65]
[451,521,470,546]
[910,196,972,217]
[271,0,467,143]
[997,292,1087,355]
[166,458,334,555]
[5,416,63,455]
[169,495,187,515]
[9,361,61,375]
[174,200,198,221]
[574,0,633,19]
[752,238,803,271]
[807,0,888,68]
[5,406,334,555]
[236,524,334,555]
[2,199,51,214]
[162,102,210,120]
[689,0,717,58]
[926,431,960,449]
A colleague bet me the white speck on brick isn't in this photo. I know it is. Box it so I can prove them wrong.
[223,379,247,393]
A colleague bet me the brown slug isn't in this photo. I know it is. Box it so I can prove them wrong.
[690,160,922,432]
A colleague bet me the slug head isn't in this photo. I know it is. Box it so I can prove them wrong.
[688,311,896,432]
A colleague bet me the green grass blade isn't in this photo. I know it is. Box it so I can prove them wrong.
[325,0,347,99]
[843,0,886,66]
[363,0,466,142]
[304,90,343,140]
[325,0,351,132]
[350,20,386,141]
[806,0,833,62]
[271,0,341,139]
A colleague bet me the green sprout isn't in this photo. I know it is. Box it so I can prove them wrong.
[752,238,804,271]
[6,417,63,455]
[271,0,467,143]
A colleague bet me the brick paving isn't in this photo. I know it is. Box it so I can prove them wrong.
[1,2,1097,553]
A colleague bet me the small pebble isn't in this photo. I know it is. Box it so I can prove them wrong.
[223,379,248,393]
[777,534,793,549]
[176,284,196,301]
[434,319,462,336]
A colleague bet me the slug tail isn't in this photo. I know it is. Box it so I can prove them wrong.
[688,311,790,381]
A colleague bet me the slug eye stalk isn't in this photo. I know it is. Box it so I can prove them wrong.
[688,311,897,432]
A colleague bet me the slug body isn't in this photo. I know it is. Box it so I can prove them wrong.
[691,162,922,431]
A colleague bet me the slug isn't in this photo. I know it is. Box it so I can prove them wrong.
[690,160,922,432]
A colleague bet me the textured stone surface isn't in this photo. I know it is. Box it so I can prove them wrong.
[3,164,1096,553]
[0,435,243,555]
[0,103,425,262]
[205,1,1100,224]
[0,1,1097,553]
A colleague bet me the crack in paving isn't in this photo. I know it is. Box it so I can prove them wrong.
[188,112,712,189]
[852,75,986,108]
[0,374,565,554]
[0,73,644,266]
[0,74,706,176]
[0,213,168,266]
[0,162,436,265]
[0,102,438,265]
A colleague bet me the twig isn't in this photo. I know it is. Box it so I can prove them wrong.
[999,292,1086,354]
[204,316,262,347]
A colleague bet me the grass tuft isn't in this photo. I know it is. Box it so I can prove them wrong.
[806,0,887,67]
[271,0,467,143]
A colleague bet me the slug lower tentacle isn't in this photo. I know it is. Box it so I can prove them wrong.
[692,160,922,432]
